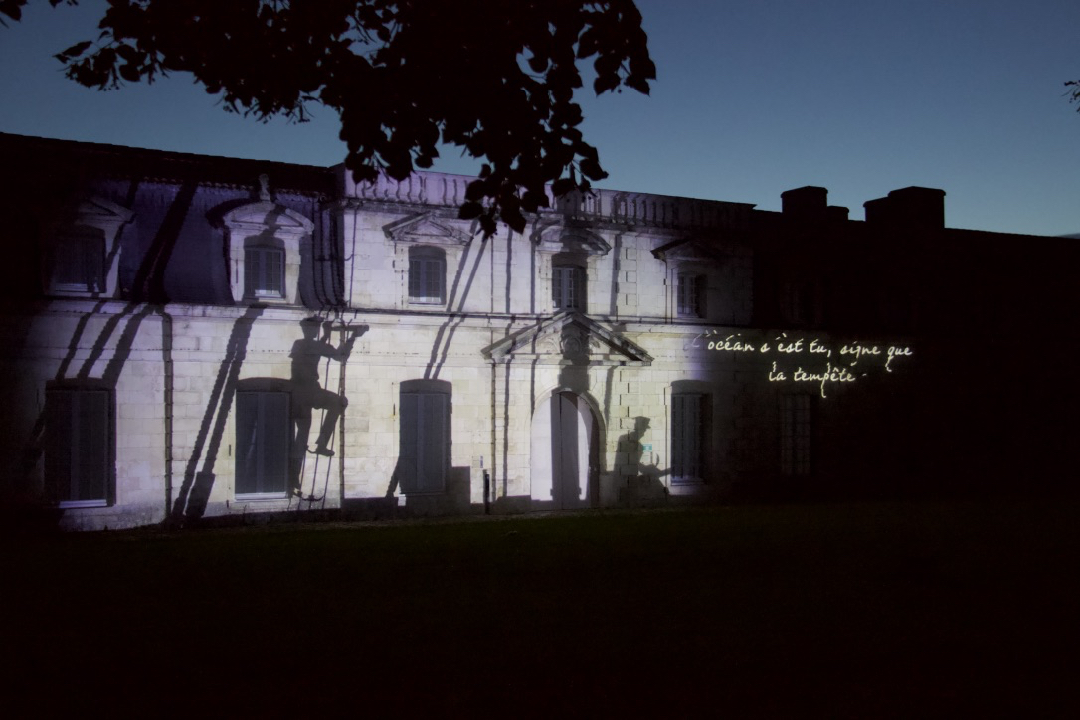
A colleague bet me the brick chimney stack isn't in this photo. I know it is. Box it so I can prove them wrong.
[863,187,946,229]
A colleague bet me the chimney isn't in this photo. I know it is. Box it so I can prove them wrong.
[864,187,945,229]
[781,186,828,219]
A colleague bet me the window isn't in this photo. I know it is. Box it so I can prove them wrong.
[45,197,132,298]
[408,246,446,304]
[236,391,290,498]
[780,394,813,476]
[245,246,285,299]
[671,393,704,482]
[50,228,106,294]
[45,388,111,507]
[220,199,312,305]
[677,272,704,318]
[781,279,821,328]
[398,382,450,493]
[553,263,586,311]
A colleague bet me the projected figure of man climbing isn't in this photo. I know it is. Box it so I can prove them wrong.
[290,317,356,463]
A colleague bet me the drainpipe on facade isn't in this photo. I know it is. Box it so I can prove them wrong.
[338,314,347,511]
[489,331,498,508]
[158,307,174,522]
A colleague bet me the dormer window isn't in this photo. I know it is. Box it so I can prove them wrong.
[44,197,132,298]
[408,246,446,305]
[51,227,106,294]
[245,245,285,299]
[218,188,313,306]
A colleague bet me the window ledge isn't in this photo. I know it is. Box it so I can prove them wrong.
[670,477,705,486]
[59,499,109,509]
[235,492,289,502]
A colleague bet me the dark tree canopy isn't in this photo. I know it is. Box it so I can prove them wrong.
[1,0,655,235]
[1068,80,1080,111]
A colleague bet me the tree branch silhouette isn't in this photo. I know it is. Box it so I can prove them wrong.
[3,0,655,236]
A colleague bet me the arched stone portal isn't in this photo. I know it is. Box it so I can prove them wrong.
[530,391,599,509]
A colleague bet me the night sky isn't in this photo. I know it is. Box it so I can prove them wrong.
[0,0,1075,236]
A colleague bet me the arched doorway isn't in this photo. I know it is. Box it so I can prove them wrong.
[530,391,599,509]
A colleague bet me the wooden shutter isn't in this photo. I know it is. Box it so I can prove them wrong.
[420,393,448,492]
[672,394,702,481]
[399,392,419,493]
[408,258,422,300]
[236,392,289,496]
[399,392,448,493]
[46,389,109,504]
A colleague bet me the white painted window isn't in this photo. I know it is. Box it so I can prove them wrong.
[244,246,285,299]
[408,246,446,304]
[553,263,585,311]
[236,391,290,498]
[677,272,704,318]
[45,388,110,507]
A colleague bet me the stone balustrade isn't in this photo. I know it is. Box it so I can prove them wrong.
[337,166,754,232]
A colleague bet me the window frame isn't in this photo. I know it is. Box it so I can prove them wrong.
[408,246,447,305]
[244,245,286,300]
[220,199,312,306]
[552,261,586,311]
[49,226,107,295]
[44,386,113,508]
[43,197,132,299]
[676,271,705,318]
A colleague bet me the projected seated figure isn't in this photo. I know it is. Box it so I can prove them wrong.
[290,317,356,461]
[619,416,666,496]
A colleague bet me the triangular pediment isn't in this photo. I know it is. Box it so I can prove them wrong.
[384,212,472,246]
[483,312,652,366]
[78,196,134,225]
[220,201,313,233]
[651,237,719,262]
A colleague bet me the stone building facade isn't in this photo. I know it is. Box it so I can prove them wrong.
[1,133,1075,530]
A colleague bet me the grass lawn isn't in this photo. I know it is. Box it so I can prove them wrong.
[3,498,1077,718]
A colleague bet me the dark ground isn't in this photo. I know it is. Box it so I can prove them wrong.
[2,498,1077,718]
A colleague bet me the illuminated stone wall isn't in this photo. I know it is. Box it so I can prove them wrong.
[2,134,1075,530]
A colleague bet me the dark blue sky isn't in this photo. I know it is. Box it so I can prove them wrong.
[1,0,1076,235]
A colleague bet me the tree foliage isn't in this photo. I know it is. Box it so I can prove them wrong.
[2,0,655,235]
[1068,80,1080,112]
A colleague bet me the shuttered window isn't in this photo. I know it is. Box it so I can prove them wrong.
[245,247,285,299]
[45,389,110,507]
[780,394,813,476]
[399,391,449,493]
[236,391,290,497]
[408,247,446,304]
[671,393,704,482]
